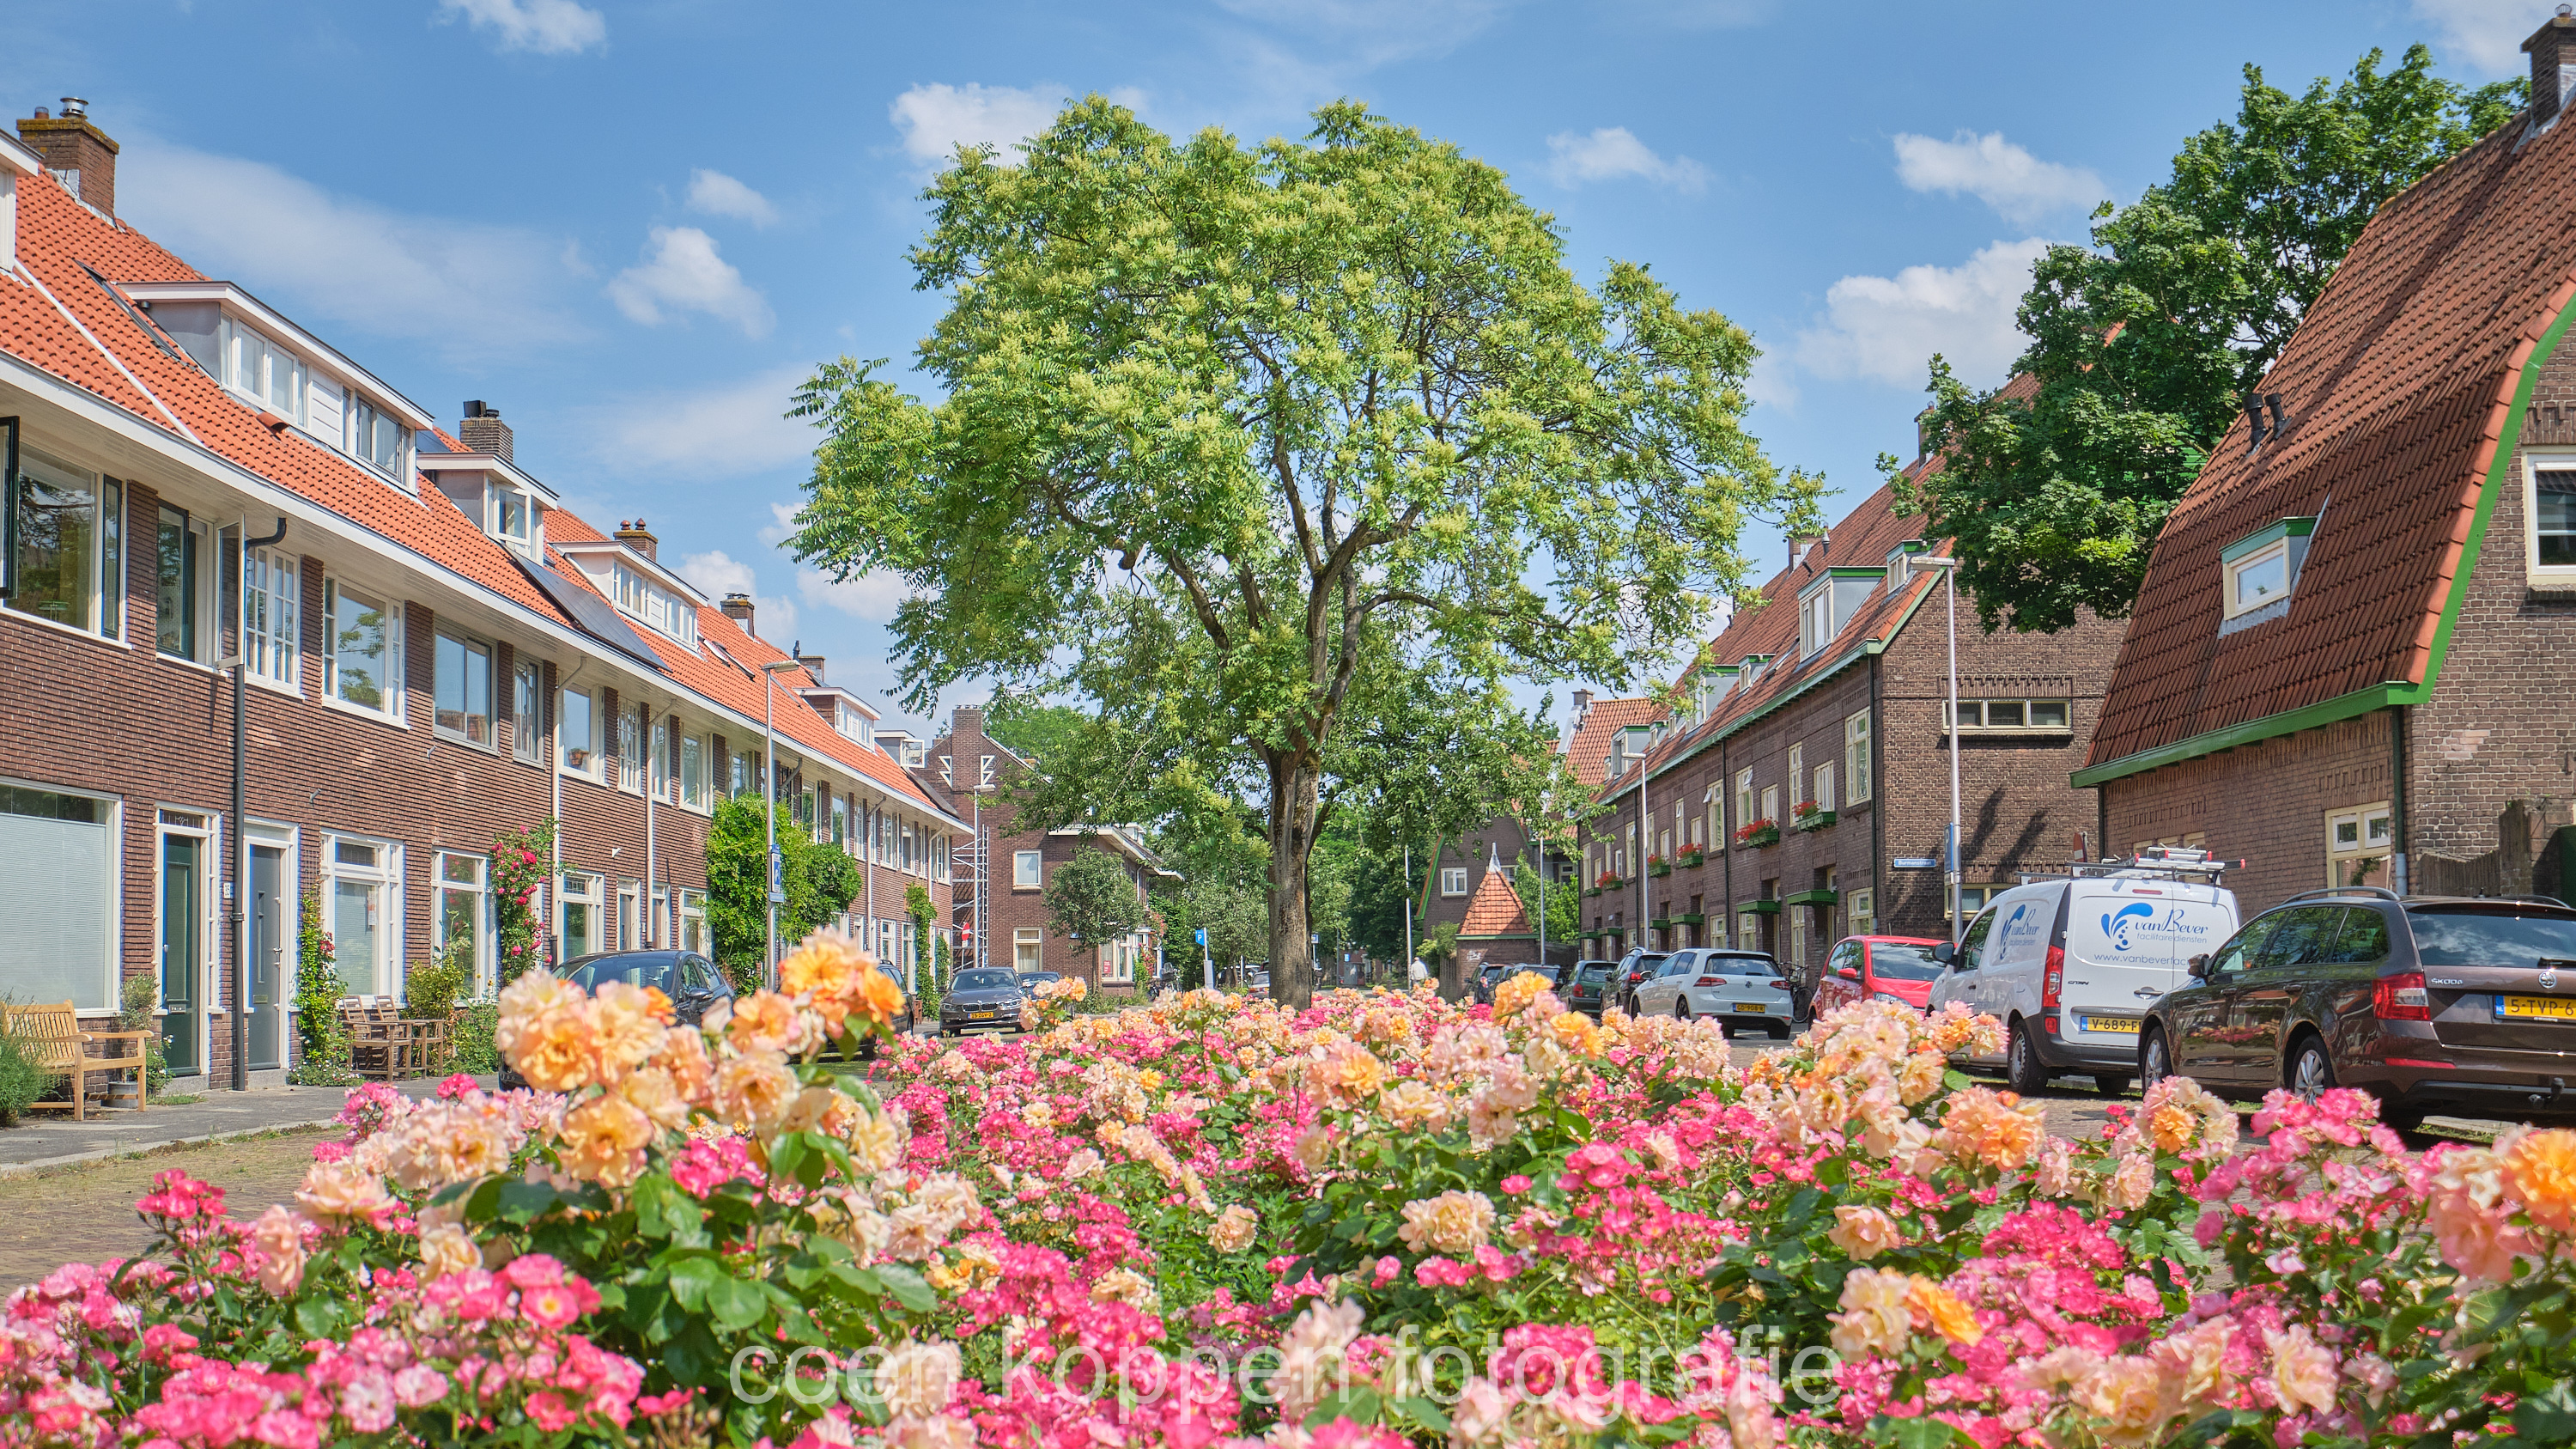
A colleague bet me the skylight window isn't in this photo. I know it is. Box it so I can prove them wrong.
[2218,514,2318,628]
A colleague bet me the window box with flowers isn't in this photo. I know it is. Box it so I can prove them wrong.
[1733,819,1779,849]
[1647,855,1672,878]
[1591,870,1621,895]
[1791,801,1836,832]
[1675,846,1707,869]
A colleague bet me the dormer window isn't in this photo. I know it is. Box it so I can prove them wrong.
[608,561,699,646]
[351,400,410,480]
[1797,569,1882,657]
[2218,514,2318,630]
[220,320,304,423]
[492,485,532,554]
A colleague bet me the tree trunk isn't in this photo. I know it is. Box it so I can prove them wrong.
[1267,754,1321,1009]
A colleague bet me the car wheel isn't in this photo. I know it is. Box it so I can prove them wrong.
[2005,1019,2050,1094]
[2287,1034,2335,1102]
[1767,1020,1792,1041]
[2092,1075,2130,1097]
[2379,1100,2427,1134]
[2140,1027,2172,1093]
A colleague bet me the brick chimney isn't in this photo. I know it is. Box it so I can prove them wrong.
[2528,8,2576,131]
[793,643,826,682]
[614,517,659,560]
[1571,689,1593,729]
[17,97,116,216]
[459,401,513,461]
[720,592,756,636]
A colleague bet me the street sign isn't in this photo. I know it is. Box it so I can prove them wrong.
[1194,928,1207,945]
[1893,856,1940,870]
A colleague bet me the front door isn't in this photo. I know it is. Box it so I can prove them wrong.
[249,844,286,1070]
[160,833,201,1075]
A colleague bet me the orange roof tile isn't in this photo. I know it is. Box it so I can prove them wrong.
[1458,860,1532,937]
[2087,107,2576,770]
[1563,697,1660,786]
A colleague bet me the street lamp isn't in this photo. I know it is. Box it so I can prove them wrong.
[1911,555,1965,946]
[760,660,803,986]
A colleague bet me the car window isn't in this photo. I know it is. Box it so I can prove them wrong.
[676,956,719,993]
[570,955,667,990]
[955,969,1016,989]
[1577,963,1615,983]
[1829,941,1860,976]
[2319,909,2392,965]
[1722,957,1776,978]
[2407,908,2576,967]
[2202,916,2277,978]
[1955,910,1998,971]
[1868,942,1943,981]
[2254,907,2346,970]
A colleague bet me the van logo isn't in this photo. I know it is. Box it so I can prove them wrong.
[2103,903,2156,952]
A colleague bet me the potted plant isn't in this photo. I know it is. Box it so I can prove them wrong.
[1734,817,1780,849]
[1647,853,1671,877]
[1592,869,1621,894]
[1792,800,1836,831]
[1676,845,1706,868]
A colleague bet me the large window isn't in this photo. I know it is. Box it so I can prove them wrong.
[617,705,643,793]
[1844,709,1872,806]
[244,547,299,687]
[323,836,398,997]
[7,448,120,637]
[608,562,698,645]
[222,320,305,424]
[1441,867,1468,897]
[0,785,115,1009]
[155,505,206,661]
[2326,801,2395,888]
[351,401,409,480]
[434,631,494,746]
[682,735,708,808]
[559,872,602,964]
[322,578,398,716]
[560,688,598,775]
[433,852,490,995]
[512,660,543,764]
[2533,463,2576,581]
[1014,849,1042,889]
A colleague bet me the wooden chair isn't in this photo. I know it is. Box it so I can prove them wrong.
[2,1002,149,1120]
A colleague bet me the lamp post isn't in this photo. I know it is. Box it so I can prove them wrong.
[1913,555,1965,947]
[760,661,802,985]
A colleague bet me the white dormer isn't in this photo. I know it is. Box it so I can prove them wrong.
[557,539,710,647]
[803,687,880,747]
[0,131,39,276]
[116,280,437,488]
[418,448,558,561]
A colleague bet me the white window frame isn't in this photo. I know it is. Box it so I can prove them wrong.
[2529,454,2576,584]
[1844,709,1872,805]
[1849,886,1875,938]
[560,686,600,777]
[2326,801,2396,887]
[5,448,125,643]
[678,888,708,954]
[2223,537,2293,618]
[682,734,709,809]
[1014,927,1043,973]
[617,705,644,794]
[489,484,535,558]
[1797,584,1832,657]
[652,718,673,804]
[154,503,217,666]
[1814,760,1836,815]
[1014,849,1042,889]
[320,832,401,999]
[432,851,494,997]
[1946,698,2074,734]
[242,546,299,691]
[220,319,306,426]
[320,577,403,722]
[1703,788,1719,849]
[1787,746,1804,809]
[512,660,544,765]
[1759,784,1779,828]
[1440,867,1469,898]
[558,871,605,964]
[433,629,496,750]
[1733,769,1754,835]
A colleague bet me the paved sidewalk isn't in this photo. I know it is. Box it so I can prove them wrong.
[0,1078,462,1177]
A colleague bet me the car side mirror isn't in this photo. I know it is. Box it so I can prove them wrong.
[2186,953,2210,979]
[1930,942,1954,965]
[1838,965,1859,979]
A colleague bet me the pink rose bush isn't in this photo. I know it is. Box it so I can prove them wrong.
[13,947,2576,1448]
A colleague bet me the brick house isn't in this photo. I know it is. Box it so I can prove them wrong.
[0,101,963,1087]
[921,706,1177,993]
[1579,432,2126,980]
[2077,16,2576,916]
[1451,845,1538,980]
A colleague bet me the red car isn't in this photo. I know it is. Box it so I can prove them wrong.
[1814,935,1947,1014]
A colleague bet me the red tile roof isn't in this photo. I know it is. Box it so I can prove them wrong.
[3,169,954,823]
[1458,860,1532,937]
[2086,108,2576,772]
[1562,697,1660,786]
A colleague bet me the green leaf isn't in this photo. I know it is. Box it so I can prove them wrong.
[1394,1397,1450,1433]
[1876,1415,1974,1449]
[874,1263,938,1313]
[496,1178,561,1225]
[705,1273,769,1332]
[665,1254,724,1313]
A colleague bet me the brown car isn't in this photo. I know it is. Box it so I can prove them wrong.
[2136,888,2576,1128]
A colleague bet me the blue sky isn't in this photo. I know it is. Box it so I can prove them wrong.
[9,0,2544,735]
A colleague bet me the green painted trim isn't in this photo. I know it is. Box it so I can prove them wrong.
[1461,931,1536,942]
[1649,916,1671,929]
[1735,899,1782,916]
[1826,565,1886,579]
[1673,912,1706,924]
[1781,888,1840,906]
[2219,515,2318,564]
[2074,290,2576,790]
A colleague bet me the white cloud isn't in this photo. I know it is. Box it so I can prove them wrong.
[577,363,815,476]
[798,566,914,623]
[435,0,605,55]
[890,82,1064,166]
[684,168,778,228]
[1892,131,2104,225]
[2410,0,2542,76]
[677,549,797,637]
[118,137,584,356]
[605,226,774,337]
[1794,237,2050,389]
[1544,127,1710,193]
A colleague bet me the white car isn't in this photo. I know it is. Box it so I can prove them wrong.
[1929,860,2239,1095]
[1630,948,1795,1038]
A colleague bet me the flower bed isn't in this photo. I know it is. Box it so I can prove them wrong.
[9,937,2575,1449]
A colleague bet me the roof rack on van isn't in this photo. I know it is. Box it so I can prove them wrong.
[2018,845,2245,886]
[2281,886,2403,904]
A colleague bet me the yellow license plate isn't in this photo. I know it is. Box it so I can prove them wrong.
[2081,1016,2142,1034]
[2498,995,2576,1020]
[969,1011,995,1020]
[1733,1002,1766,1014]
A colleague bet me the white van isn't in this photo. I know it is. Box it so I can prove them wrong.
[1928,855,2239,1095]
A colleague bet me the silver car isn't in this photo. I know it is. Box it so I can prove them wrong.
[1630,948,1795,1038]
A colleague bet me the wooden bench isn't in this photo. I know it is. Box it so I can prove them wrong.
[2,1001,149,1120]
[340,1001,451,1081]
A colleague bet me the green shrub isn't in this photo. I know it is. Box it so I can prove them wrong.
[118,973,170,1099]
[403,941,471,1022]
[0,1014,45,1125]
[447,1002,500,1075]
[286,891,354,1087]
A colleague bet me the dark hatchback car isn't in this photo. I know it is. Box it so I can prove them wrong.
[496,950,734,1090]
[1564,959,1622,1017]
[2137,889,2576,1128]
[1612,950,1671,1014]
[942,967,1031,1034]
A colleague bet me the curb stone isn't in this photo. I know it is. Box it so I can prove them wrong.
[0,1118,343,1182]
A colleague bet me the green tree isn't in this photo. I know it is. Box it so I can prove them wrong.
[1512,858,1579,947]
[791,99,1814,1008]
[982,691,1091,770]
[706,796,864,991]
[1153,876,1267,983]
[1904,46,2521,632]
[1040,845,1148,984]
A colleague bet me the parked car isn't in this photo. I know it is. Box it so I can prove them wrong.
[1629,948,1794,1037]
[1929,861,2240,1097]
[496,950,736,1089]
[940,967,1031,1034]
[1016,971,1066,998]
[1814,936,1947,1015]
[1610,949,1670,1014]
[2137,890,2576,1128]
[1564,959,1622,1017]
